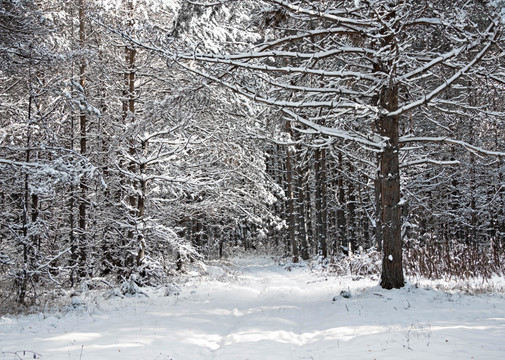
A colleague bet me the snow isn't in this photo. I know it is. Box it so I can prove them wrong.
[389,22,498,118]
[491,0,505,22]
[1,256,505,360]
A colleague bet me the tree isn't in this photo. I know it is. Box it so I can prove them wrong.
[86,0,279,277]
[0,0,103,302]
[158,0,505,288]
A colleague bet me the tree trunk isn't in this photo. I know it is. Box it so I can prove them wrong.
[136,141,147,266]
[78,0,87,278]
[123,0,137,253]
[304,174,313,254]
[297,160,309,260]
[347,162,356,253]
[377,85,404,289]
[314,148,327,258]
[337,152,346,254]
[19,95,33,304]
[374,175,383,252]
[320,148,328,257]
[285,124,298,258]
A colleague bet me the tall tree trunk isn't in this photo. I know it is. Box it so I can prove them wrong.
[347,162,356,253]
[278,144,289,254]
[314,148,327,258]
[285,123,298,258]
[337,152,346,254]
[377,85,404,289]
[136,138,147,266]
[123,0,146,268]
[320,148,328,257]
[78,0,87,278]
[359,184,371,249]
[304,173,313,254]
[374,175,383,252]
[68,4,77,284]
[31,193,39,251]
[297,159,309,260]
[123,0,137,251]
[19,94,33,304]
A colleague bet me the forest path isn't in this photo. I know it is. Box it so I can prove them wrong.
[1,255,505,360]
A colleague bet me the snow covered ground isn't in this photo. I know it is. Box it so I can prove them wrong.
[1,255,505,360]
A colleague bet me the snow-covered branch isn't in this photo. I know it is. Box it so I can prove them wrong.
[266,0,374,28]
[173,59,374,111]
[184,46,376,62]
[388,23,499,117]
[174,52,382,82]
[399,136,505,157]
[282,108,384,149]
[400,158,460,168]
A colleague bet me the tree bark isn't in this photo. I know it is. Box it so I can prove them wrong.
[297,159,309,260]
[320,148,328,257]
[136,138,147,266]
[374,175,383,252]
[285,124,298,258]
[337,152,346,254]
[347,162,356,253]
[123,0,137,254]
[78,0,87,278]
[314,148,327,258]
[377,85,404,289]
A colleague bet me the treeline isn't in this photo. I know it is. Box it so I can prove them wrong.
[0,0,274,306]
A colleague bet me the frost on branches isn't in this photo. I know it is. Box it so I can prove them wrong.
[160,0,505,289]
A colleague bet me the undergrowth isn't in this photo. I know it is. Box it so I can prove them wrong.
[311,240,505,293]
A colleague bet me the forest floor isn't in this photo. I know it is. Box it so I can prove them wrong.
[1,255,505,360]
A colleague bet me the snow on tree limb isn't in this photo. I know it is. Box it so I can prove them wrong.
[182,47,377,62]
[400,158,460,168]
[388,22,500,117]
[399,136,505,158]
[175,52,382,82]
[282,108,384,149]
[266,0,374,28]
[172,58,373,111]
[255,27,364,52]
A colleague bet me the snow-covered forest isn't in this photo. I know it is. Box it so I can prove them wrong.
[1,1,505,357]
